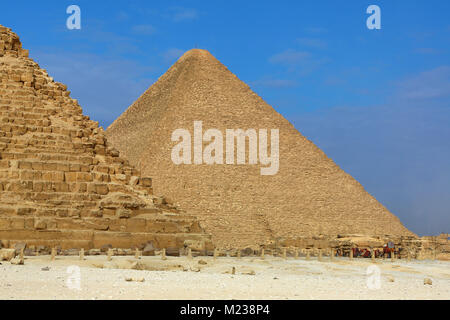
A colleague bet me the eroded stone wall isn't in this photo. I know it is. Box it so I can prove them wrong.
[0,25,212,251]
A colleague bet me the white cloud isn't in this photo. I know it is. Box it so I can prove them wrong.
[32,51,155,128]
[161,48,185,63]
[291,67,450,236]
[269,49,329,74]
[396,66,450,100]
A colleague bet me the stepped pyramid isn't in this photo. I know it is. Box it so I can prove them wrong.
[0,26,212,251]
[107,49,415,248]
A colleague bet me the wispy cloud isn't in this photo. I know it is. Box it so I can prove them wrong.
[304,27,328,34]
[296,37,327,49]
[116,11,129,22]
[132,24,157,35]
[292,66,450,236]
[269,49,329,74]
[58,20,142,55]
[161,48,185,63]
[251,78,298,88]
[414,47,440,55]
[168,7,199,22]
[33,51,154,128]
[396,66,450,100]
[269,49,311,65]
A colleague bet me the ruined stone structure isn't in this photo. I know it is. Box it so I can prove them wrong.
[0,25,212,251]
[107,49,415,248]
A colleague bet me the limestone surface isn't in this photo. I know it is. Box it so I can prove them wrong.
[107,49,415,248]
[0,25,212,251]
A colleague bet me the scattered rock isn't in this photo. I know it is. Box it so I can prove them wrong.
[63,249,80,256]
[88,249,101,256]
[10,256,24,265]
[424,278,433,285]
[242,270,256,276]
[125,277,145,282]
[242,247,254,256]
[198,259,207,265]
[0,249,16,261]
[100,244,112,253]
[166,247,180,257]
[41,267,50,271]
[130,261,146,270]
[143,242,155,256]
[387,276,395,283]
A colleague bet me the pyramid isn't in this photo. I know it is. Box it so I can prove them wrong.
[107,49,415,248]
[0,26,212,251]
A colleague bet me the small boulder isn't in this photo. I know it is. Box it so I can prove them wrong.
[125,277,145,282]
[166,247,180,257]
[424,278,433,285]
[242,247,254,256]
[242,269,256,276]
[198,260,207,265]
[0,249,16,261]
[10,256,24,265]
[142,242,155,256]
[88,249,102,256]
[131,261,146,270]
[100,244,112,253]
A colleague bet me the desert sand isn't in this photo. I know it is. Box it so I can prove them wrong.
[1,255,448,300]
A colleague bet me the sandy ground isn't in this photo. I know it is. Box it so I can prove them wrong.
[0,254,449,300]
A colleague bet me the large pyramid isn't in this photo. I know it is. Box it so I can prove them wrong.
[107,49,415,248]
[0,26,212,251]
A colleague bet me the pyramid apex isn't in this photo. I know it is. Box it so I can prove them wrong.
[178,48,217,62]
[183,48,212,56]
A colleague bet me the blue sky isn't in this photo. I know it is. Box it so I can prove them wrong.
[1,1,449,236]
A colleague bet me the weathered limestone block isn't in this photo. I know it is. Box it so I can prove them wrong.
[0,248,16,261]
[34,220,47,230]
[0,24,212,252]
